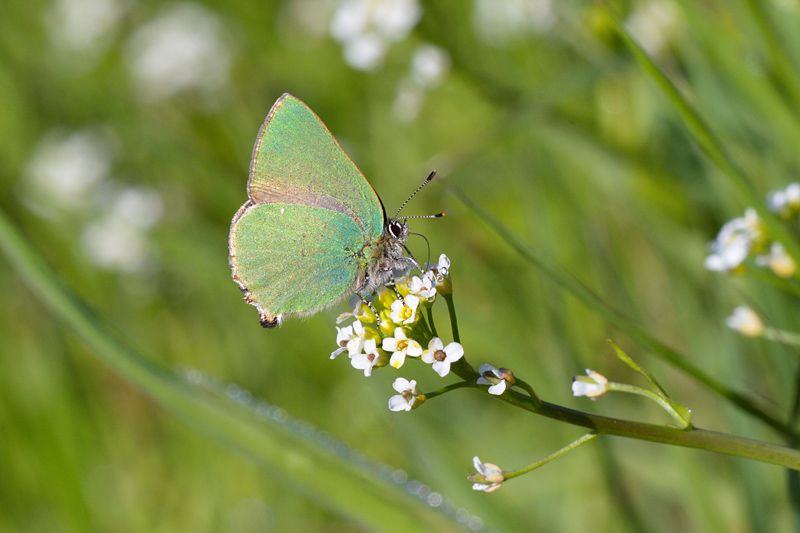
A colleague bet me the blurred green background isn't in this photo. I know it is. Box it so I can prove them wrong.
[2,0,800,531]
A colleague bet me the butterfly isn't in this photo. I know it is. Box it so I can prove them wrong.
[229,94,434,327]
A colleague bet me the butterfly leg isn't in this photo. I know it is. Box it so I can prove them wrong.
[357,293,382,327]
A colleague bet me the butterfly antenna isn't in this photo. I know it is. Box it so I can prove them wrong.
[408,232,432,265]
[395,171,439,218]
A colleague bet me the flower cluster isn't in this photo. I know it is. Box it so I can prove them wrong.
[331,255,464,410]
[705,183,800,278]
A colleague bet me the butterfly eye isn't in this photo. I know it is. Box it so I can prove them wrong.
[388,220,404,239]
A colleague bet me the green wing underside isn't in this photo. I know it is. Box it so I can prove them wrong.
[248,94,384,238]
[231,203,369,316]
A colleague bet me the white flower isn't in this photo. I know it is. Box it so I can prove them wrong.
[472,0,555,46]
[25,128,113,212]
[787,183,800,208]
[389,294,420,324]
[410,44,450,88]
[331,321,365,359]
[426,254,450,281]
[755,242,797,278]
[388,377,424,411]
[408,272,436,301]
[81,217,153,273]
[769,190,789,216]
[626,0,683,58]
[350,338,386,376]
[468,456,504,493]
[126,3,231,102]
[725,306,765,338]
[382,328,423,368]
[421,338,464,377]
[46,0,127,59]
[435,254,450,277]
[330,0,422,71]
[477,364,512,395]
[705,208,762,273]
[768,183,800,216]
[572,369,609,399]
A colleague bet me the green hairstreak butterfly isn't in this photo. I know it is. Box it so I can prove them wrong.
[229,94,433,328]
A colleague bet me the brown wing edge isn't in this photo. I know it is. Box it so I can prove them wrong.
[229,200,281,328]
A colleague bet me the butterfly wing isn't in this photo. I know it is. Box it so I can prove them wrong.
[247,94,384,238]
[229,94,384,327]
[230,202,366,327]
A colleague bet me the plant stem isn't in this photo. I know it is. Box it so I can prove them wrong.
[443,293,460,344]
[503,433,598,480]
[449,364,800,470]
[424,381,471,400]
[426,306,438,338]
[607,382,689,428]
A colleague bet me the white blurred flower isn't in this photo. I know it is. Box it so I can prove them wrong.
[472,0,555,47]
[330,0,421,71]
[392,44,450,121]
[81,216,153,273]
[705,208,762,273]
[626,0,684,57]
[341,32,387,71]
[110,186,164,229]
[25,128,114,212]
[755,242,797,278]
[46,0,128,59]
[768,182,800,217]
[572,369,609,399]
[392,81,425,122]
[80,185,163,273]
[126,3,231,102]
[725,306,765,338]
[410,44,450,88]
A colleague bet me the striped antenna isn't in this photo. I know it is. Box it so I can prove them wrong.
[395,171,439,219]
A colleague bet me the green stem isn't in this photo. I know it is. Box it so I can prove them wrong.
[424,381,471,400]
[746,267,800,299]
[503,433,598,480]
[513,377,542,408]
[443,293,460,344]
[449,364,800,470]
[426,306,439,339]
[607,383,688,428]
[763,328,800,349]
